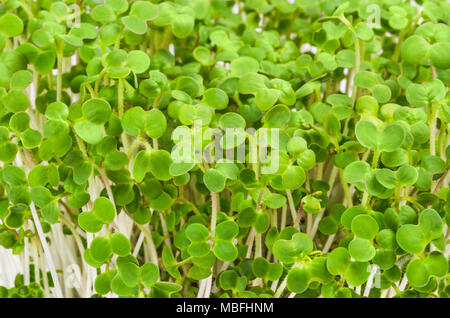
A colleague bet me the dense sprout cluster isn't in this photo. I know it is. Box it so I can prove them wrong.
[0,0,449,298]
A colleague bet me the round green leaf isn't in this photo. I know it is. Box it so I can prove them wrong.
[396,224,426,253]
[351,214,379,240]
[186,223,209,242]
[127,50,150,74]
[110,232,131,256]
[215,220,238,240]
[282,165,306,189]
[90,237,113,263]
[144,109,167,139]
[213,240,238,262]
[348,238,376,262]
[141,263,159,287]
[343,161,370,183]
[0,14,23,37]
[355,120,378,150]
[171,14,194,39]
[419,208,443,240]
[401,35,430,64]
[92,197,116,223]
[148,150,172,181]
[74,121,104,144]
[203,169,226,193]
[130,1,159,21]
[396,165,418,186]
[430,42,450,69]
[122,107,146,136]
[379,123,404,152]
[118,262,140,287]
[203,88,229,110]
[287,266,310,294]
[354,71,377,89]
[406,259,430,287]
[91,5,116,23]
[78,211,103,233]
[3,90,29,113]
[230,56,259,77]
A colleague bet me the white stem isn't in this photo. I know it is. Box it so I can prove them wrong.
[245,227,256,258]
[159,212,173,249]
[306,213,313,235]
[363,265,378,297]
[270,279,279,292]
[30,203,63,298]
[271,209,278,229]
[380,288,390,298]
[211,192,219,237]
[31,237,40,290]
[399,275,408,291]
[281,205,287,230]
[23,236,30,285]
[285,190,297,229]
[310,167,339,239]
[309,210,324,238]
[274,276,287,298]
[38,243,50,296]
[203,275,212,298]
[322,234,336,254]
[136,224,158,265]
[197,278,206,298]
[388,285,397,298]
[133,232,145,257]
[85,232,95,297]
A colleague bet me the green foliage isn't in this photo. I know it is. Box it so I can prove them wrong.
[0,0,448,300]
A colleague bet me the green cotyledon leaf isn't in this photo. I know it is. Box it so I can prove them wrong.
[0,0,445,300]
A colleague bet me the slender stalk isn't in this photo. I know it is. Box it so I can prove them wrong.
[132,232,145,257]
[339,14,360,106]
[245,227,256,258]
[245,187,265,258]
[339,168,353,207]
[371,151,380,169]
[274,276,287,298]
[285,189,298,229]
[159,212,173,250]
[398,274,409,291]
[210,192,219,237]
[310,167,339,239]
[74,133,88,157]
[437,124,447,160]
[280,205,287,230]
[306,214,313,236]
[361,191,370,209]
[56,50,63,103]
[175,256,193,267]
[322,234,336,254]
[135,224,158,265]
[363,265,379,297]
[428,103,439,156]
[255,233,262,258]
[118,78,124,118]
[293,200,304,227]
[31,236,40,291]
[30,203,63,298]
[197,277,207,298]
[23,236,30,285]
[203,275,213,298]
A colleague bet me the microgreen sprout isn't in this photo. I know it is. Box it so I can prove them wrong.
[0,0,449,300]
